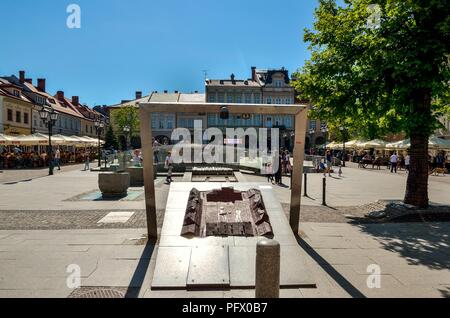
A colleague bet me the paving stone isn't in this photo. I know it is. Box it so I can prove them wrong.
[151,247,191,289]
[187,245,230,288]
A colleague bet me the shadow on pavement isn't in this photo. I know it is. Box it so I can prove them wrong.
[125,239,156,298]
[356,222,450,270]
[295,235,366,298]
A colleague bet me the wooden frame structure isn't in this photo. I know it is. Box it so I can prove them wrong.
[139,102,308,239]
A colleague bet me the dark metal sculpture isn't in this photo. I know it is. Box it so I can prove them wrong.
[181,187,273,238]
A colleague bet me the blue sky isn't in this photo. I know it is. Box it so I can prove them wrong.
[0,0,319,106]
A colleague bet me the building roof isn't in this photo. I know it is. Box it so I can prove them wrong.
[0,78,34,103]
[149,92,180,103]
[205,79,260,88]
[108,95,151,108]
[178,93,206,103]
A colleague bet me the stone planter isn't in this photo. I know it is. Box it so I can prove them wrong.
[98,172,130,198]
[125,166,144,187]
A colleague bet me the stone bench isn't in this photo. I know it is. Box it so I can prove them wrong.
[98,172,130,198]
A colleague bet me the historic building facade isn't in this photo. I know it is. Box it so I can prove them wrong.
[0,78,33,135]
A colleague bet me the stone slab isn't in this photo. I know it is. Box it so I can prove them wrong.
[187,245,230,288]
[97,212,135,224]
[152,183,315,290]
[151,247,191,290]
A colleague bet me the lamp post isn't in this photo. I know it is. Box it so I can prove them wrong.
[123,126,131,151]
[39,107,59,176]
[321,123,329,150]
[339,126,347,167]
[95,120,105,167]
[308,128,315,155]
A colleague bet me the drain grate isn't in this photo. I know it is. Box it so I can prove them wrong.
[68,287,126,298]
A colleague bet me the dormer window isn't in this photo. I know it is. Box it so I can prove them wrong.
[13,90,20,97]
[275,80,283,88]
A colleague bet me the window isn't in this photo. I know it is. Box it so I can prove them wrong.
[16,111,21,123]
[275,80,283,88]
[7,109,13,121]
[245,94,252,104]
[266,97,272,104]
[275,98,282,104]
[86,125,88,132]
[254,94,261,104]
[13,90,20,97]
[218,93,225,103]
[24,113,29,124]
[90,126,93,134]
[236,95,242,103]
[285,98,291,104]
[227,94,233,103]
[309,120,317,131]
[208,95,216,103]
[166,114,175,129]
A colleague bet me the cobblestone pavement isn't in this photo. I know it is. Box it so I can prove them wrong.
[0,164,84,184]
[0,209,166,230]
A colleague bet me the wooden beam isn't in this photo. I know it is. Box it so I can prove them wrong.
[140,107,157,239]
[289,108,308,234]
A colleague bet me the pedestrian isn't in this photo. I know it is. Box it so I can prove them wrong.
[153,138,161,164]
[55,147,61,171]
[83,150,90,171]
[165,151,174,184]
[390,152,398,173]
[326,150,333,177]
[405,154,410,173]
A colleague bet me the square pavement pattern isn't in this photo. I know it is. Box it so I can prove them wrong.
[151,182,315,290]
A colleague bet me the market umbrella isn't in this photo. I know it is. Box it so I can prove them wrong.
[13,133,49,146]
[0,133,16,146]
[345,139,367,149]
[429,136,450,150]
[356,139,387,149]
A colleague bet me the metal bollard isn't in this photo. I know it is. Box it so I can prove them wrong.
[303,173,308,197]
[255,239,280,298]
[322,177,327,206]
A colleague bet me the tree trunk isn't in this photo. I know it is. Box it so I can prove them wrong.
[404,134,429,208]
[404,90,431,208]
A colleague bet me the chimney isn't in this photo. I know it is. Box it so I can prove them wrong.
[19,71,25,84]
[57,91,65,101]
[230,73,235,82]
[164,90,168,94]
[194,91,198,94]
[251,66,256,81]
[37,78,46,92]
[72,96,79,106]
[25,79,33,84]
[135,91,142,100]
[174,90,179,94]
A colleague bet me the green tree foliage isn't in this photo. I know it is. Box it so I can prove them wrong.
[104,125,119,150]
[293,0,450,207]
[110,106,140,137]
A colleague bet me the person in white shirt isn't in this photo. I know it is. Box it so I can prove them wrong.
[165,151,174,184]
[390,153,398,173]
[405,154,410,173]
[55,148,61,170]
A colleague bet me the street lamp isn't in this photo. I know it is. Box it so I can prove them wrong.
[321,123,329,148]
[123,126,131,151]
[339,126,347,167]
[94,120,105,167]
[39,107,59,175]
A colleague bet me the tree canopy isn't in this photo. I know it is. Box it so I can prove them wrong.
[293,0,450,137]
[110,106,140,137]
[293,0,450,207]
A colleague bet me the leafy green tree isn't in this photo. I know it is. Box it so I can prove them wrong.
[293,0,450,207]
[104,125,119,150]
[110,106,140,147]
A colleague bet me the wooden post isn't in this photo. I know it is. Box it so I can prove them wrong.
[289,108,308,234]
[140,108,158,239]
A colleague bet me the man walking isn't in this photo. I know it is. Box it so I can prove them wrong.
[83,150,90,171]
[55,147,61,171]
[390,152,398,173]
